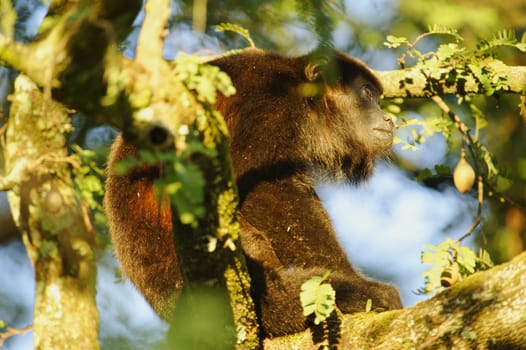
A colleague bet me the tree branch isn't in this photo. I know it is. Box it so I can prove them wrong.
[136,0,170,84]
[0,324,32,347]
[265,251,526,349]
[376,60,526,98]
[5,74,100,349]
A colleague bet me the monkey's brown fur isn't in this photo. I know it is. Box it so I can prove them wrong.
[105,48,402,338]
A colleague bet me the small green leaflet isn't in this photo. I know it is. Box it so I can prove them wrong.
[300,271,336,325]
[384,35,408,48]
[215,23,255,48]
[365,298,373,312]
[419,239,494,294]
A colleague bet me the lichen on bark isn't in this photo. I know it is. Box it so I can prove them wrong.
[4,75,99,349]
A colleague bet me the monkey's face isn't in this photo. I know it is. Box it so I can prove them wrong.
[330,74,394,156]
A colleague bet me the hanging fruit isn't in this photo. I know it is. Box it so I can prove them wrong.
[453,149,475,193]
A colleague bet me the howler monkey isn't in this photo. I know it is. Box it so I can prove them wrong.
[104,48,402,338]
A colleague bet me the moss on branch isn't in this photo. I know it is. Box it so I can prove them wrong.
[376,60,526,98]
[265,251,526,349]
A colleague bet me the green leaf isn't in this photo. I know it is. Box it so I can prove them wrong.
[138,149,157,163]
[385,104,401,114]
[300,271,336,325]
[420,238,494,295]
[384,35,408,48]
[478,248,494,269]
[457,245,477,274]
[365,299,372,312]
[427,24,462,42]
[174,54,236,104]
[434,164,451,176]
[477,29,526,53]
[415,168,432,182]
[215,23,255,48]
[436,43,465,60]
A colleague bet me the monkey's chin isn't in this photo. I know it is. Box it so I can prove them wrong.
[371,128,394,150]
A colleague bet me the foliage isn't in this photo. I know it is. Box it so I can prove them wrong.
[71,144,108,237]
[114,53,238,227]
[386,26,525,149]
[167,288,235,350]
[385,26,526,274]
[114,134,214,226]
[174,52,236,104]
[296,0,339,50]
[215,23,255,48]
[419,238,494,294]
[300,270,336,325]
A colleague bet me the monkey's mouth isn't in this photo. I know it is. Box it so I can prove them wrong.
[373,128,394,136]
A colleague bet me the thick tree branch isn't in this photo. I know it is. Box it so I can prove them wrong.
[130,3,259,348]
[265,251,526,349]
[0,0,141,114]
[5,75,100,350]
[376,60,526,98]
[136,0,170,82]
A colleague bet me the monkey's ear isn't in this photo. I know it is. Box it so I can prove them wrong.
[304,58,328,82]
[300,54,341,98]
[300,59,330,98]
[303,51,342,86]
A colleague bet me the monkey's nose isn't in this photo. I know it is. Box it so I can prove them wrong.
[383,114,394,128]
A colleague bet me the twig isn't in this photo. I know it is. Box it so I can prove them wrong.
[0,324,32,346]
[397,32,438,67]
[457,176,484,243]
[431,96,483,241]
[37,153,81,169]
[0,123,7,153]
[0,161,28,191]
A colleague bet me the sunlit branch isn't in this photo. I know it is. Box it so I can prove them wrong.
[136,0,171,86]
[376,63,526,98]
[0,35,53,87]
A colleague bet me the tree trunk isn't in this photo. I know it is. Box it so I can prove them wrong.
[4,75,99,350]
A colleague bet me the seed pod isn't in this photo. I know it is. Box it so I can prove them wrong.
[453,150,475,193]
[440,262,460,287]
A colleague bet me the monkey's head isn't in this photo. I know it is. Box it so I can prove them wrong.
[303,51,394,182]
[210,49,394,184]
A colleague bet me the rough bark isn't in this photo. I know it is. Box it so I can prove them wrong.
[375,59,526,98]
[265,251,526,349]
[3,75,99,350]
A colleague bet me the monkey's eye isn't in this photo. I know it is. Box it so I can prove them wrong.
[361,84,375,102]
